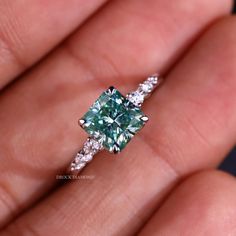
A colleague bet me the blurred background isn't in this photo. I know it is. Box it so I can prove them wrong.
[218,2,236,176]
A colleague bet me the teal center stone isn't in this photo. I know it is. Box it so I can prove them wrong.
[81,87,147,153]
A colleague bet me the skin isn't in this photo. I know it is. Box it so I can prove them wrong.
[0,0,235,235]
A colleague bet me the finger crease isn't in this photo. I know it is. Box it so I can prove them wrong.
[0,31,27,70]
[138,134,181,178]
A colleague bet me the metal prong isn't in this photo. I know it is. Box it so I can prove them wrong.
[107,86,115,95]
[112,144,120,154]
[79,119,86,128]
[140,116,149,122]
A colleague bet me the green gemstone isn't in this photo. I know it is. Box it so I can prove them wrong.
[81,87,147,153]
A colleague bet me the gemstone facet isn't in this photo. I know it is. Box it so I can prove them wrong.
[81,87,147,153]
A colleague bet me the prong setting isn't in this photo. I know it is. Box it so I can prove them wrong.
[140,116,149,123]
[107,86,115,95]
[79,119,86,128]
[112,144,120,154]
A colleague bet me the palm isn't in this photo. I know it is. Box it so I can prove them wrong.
[0,0,236,235]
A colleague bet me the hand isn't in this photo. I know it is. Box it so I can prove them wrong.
[0,0,235,235]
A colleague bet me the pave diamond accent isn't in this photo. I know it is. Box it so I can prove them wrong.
[81,87,147,153]
[126,91,145,107]
[126,74,162,107]
[70,137,103,172]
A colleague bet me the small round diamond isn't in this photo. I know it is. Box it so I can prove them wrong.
[127,91,144,107]
[84,138,102,154]
[75,153,83,163]
[90,139,102,150]
[74,162,86,170]
[80,153,93,162]
[70,161,86,171]
[147,75,158,84]
[140,82,153,93]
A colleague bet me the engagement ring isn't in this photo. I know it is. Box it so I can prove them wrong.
[69,74,162,173]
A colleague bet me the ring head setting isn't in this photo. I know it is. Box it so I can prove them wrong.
[80,87,147,154]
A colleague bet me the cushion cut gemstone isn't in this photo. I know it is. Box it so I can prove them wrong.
[81,87,147,153]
